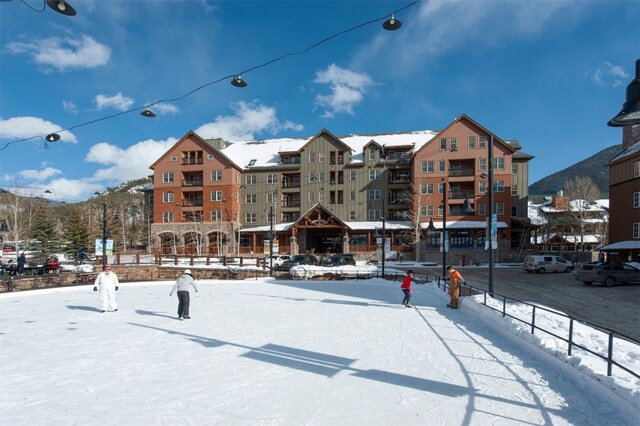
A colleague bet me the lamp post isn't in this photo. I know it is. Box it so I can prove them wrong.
[269,205,274,277]
[94,191,108,270]
[381,196,386,278]
[441,182,448,280]
[488,135,495,296]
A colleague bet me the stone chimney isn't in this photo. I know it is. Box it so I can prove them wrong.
[622,125,640,150]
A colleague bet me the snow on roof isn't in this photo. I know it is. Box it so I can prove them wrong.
[610,139,640,163]
[214,130,438,169]
[241,221,413,232]
[596,240,640,251]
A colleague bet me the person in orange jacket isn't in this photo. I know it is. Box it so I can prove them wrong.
[447,265,464,309]
[400,269,414,308]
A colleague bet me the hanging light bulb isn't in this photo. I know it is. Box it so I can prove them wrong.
[383,14,402,31]
[141,108,156,118]
[46,0,77,16]
[231,75,248,88]
[45,133,61,142]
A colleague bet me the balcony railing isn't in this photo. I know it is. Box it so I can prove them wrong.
[448,190,475,199]
[180,200,203,207]
[181,159,203,165]
[281,181,301,189]
[282,200,301,208]
[448,168,474,177]
[182,180,203,187]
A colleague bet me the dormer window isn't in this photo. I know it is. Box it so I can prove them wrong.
[248,159,257,166]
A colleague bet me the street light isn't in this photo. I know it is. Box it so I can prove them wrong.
[608,59,640,127]
[487,135,495,296]
[94,191,108,270]
[439,181,475,280]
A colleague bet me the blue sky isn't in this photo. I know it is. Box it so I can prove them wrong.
[0,0,638,202]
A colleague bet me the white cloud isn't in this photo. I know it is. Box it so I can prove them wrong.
[94,93,135,111]
[355,0,590,75]
[62,100,78,114]
[42,178,102,203]
[16,167,62,182]
[588,61,629,87]
[6,34,110,72]
[0,116,77,144]
[150,103,180,115]
[85,137,177,182]
[313,64,373,118]
[195,101,304,140]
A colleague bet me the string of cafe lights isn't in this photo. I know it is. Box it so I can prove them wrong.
[0,0,420,151]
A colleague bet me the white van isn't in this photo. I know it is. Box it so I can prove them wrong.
[523,255,574,274]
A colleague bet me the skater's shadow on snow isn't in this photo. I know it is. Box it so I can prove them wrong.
[67,305,102,312]
[136,309,177,320]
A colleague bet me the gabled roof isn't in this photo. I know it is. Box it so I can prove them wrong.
[149,131,242,170]
[299,129,353,154]
[293,203,349,228]
[415,114,516,156]
[609,140,640,165]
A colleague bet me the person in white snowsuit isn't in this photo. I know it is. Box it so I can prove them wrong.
[93,265,119,313]
[170,269,198,320]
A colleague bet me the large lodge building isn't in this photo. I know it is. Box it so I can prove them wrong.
[147,114,533,261]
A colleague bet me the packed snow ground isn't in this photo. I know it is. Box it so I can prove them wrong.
[1,276,638,425]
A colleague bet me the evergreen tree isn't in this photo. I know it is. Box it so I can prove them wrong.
[62,205,90,258]
[29,204,59,263]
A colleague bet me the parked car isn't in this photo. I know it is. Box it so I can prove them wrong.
[522,255,574,273]
[575,262,640,287]
[280,254,319,271]
[268,255,291,271]
[327,253,356,267]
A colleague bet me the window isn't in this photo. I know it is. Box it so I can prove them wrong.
[468,136,475,149]
[350,170,356,181]
[318,191,325,203]
[634,192,640,208]
[349,190,356,202]
[420,183,434,194]
[479,181,487,193]
[162,192,174,203]
[245,194,256,204]
[369,189,381,200]
[162,172,174,183]
[420,205,434,216]
[267,192,277,204]
[162,212,173,222]
[210,170,222,181]
[512,163,518,174]
[633,222,640,239]
[248,159,257,166]
[210,190,223,201]
[437,205,444,217]
[350,211,356,221]
[369,169,381,181]
[211,210,222,221]
[438,182,445,194]
[438,160,445,173]
[246,213,257,223]
[170,155,177,162]
[308,173,316,183]
[318,152,325,163]
[319,172,325,183]
[440,138,447,150]
[493,180,505,192]
[245,175,256,185]
[450,137,457,151]
[308,192,315,203]
[369,148,376,161]
[478,203,486,215]
[493,157,505,170]
[308,152,315,163]
[511,206,518,217]
[267,174,278,184]
[421,161,434,173]
[369,209,381,220]
[478,158,486,171]
[512,183,518,195]
[207,153,215,160]
[495,203,505,215]
[478,136,487,149]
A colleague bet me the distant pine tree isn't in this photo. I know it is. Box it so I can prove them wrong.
[62,205,90,257]
[29,204,59,263]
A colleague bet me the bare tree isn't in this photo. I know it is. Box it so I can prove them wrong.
[562,176,601,251]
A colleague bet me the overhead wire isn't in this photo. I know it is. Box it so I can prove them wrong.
[0,0,420,151]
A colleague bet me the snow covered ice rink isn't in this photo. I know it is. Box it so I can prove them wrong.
[1,277,638,425]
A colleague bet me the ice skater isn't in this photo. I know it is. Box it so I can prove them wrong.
[170,269,199,320]
[93,265,119,313]
[447,265,464,309]
[400,269,414,308]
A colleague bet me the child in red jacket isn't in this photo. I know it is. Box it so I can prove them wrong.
[400,270,414,307]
